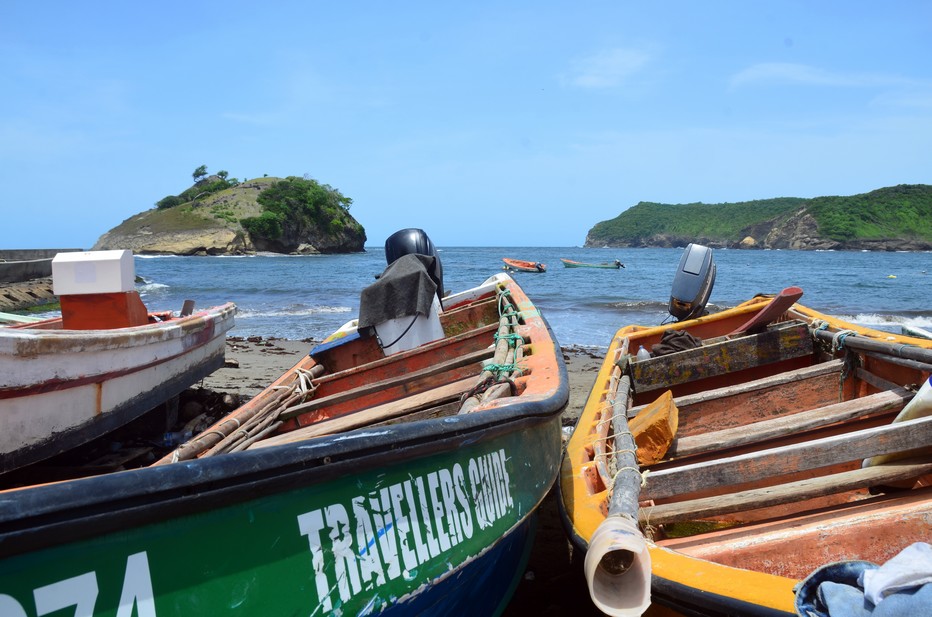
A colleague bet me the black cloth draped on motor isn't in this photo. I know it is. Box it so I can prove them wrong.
[358,253,438,329]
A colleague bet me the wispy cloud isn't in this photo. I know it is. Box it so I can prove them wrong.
[730,62,915,89]
[564,48,650,89]
[871,89,932,110]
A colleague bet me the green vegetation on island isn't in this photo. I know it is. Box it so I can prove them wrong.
[155,166,240,210]
[585,184,932,251]
[240,176,363,251]
[93,167,367,255]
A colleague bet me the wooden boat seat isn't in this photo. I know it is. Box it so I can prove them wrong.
[278,344,494,425]
[253,376,479,448]
[668,385,913,459]
[640,409,932,526]
[307,323,498,399]
[629,321,813,395]
[643,413,931,502]
[656,486,932,579]
[641,455,932,526]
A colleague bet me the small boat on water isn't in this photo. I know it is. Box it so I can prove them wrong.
[0,250,235,474]
[0,230,569,616]
[560,258,624,269]
[502,257,547,272]
[560,245,932,616]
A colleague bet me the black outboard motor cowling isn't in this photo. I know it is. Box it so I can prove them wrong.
[385,228,444,304]
[669,243,716,321]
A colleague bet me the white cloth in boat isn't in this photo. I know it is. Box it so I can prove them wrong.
[861,542,932,606]
[795,542,932,616]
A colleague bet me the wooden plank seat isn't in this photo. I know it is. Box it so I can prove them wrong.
[655,486,932,579]
[279,345,495,425]
[668,386,913,459]
[630,321,813,395]
[640,456,932,526]
[630,359,844,415]
[311,322,499,395]
[642,414,932,503]
[252,377,478,448]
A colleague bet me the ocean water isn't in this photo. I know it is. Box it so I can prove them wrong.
[131,247,932,350]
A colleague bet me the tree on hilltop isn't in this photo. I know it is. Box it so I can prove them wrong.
[192,165,208,183]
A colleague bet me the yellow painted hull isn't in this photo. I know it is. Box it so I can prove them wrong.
[560,295,932,616]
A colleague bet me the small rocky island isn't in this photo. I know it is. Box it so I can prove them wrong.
[585,184,932,251]
[93,168,366,256]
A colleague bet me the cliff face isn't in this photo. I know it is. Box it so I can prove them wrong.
[93,225,254,256]
[93,178,366,255]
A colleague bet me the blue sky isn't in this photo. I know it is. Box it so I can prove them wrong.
[2,2,930,249]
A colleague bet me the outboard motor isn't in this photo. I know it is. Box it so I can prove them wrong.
[384,228,444,303]
[668,243,716,321]
[357,229,445,356]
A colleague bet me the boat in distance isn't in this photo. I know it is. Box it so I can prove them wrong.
[502,257,547,272]
[0,249,235,474]
[560,288,932,616]
[560,258,624,269]
[0,230,569,616]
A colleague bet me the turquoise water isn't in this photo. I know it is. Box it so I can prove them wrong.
[132,247,932,349]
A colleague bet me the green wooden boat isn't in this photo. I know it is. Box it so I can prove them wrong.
[0,233,568,616]
[560,258,624,269]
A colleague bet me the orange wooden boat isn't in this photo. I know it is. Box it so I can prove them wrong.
[560,290,932,616]
[502,258,546,272]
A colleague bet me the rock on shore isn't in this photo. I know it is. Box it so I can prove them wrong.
[0,278,56,312]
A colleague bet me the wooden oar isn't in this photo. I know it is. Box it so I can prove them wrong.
[728,286,803,336]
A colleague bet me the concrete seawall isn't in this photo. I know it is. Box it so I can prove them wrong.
[0,249,82,284]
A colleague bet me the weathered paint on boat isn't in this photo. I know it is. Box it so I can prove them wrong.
[502,258,546,272]
[559,258,622,269]
[559,293,932,616]
[0,302,236,473]
[0,272,568,615]
[1,422,556,615]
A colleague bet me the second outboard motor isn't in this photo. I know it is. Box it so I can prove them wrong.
[669,243,716,321]
[385,228,444,303]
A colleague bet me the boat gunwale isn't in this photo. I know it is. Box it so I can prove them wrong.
[0,302,237,354]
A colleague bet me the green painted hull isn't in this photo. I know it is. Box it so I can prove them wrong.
[0,411,562,615]
[560,259,621,269]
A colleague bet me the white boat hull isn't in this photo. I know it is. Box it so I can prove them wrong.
[0,303,236,472]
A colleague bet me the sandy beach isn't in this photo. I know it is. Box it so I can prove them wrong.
[195,336,609,615]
